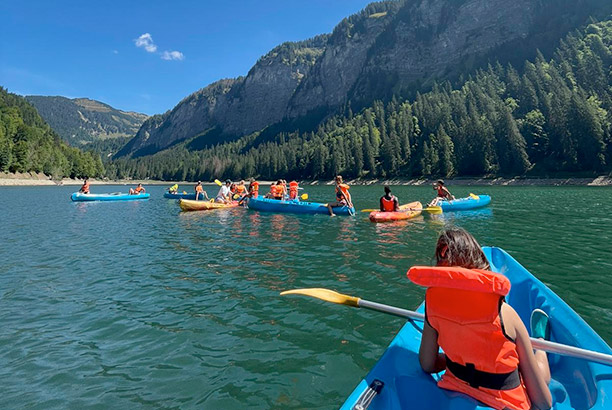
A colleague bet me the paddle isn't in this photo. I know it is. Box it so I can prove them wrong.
[469,193,480,199]
[361,206,442,214]
[214,179,223,186]
[300,193,308,200]
[281,288,612,367]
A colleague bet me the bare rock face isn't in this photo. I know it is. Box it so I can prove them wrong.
[119,0,611,158]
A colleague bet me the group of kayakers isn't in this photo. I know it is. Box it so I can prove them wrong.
[378,179,454,212]
[79,179,146,195]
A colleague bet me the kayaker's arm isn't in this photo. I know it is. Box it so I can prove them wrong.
[419,321,446,374]
[503,305,552,410]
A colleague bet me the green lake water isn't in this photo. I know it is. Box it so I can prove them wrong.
[1,184,611,409]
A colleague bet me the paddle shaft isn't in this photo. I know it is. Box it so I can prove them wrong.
[356,298,612,367]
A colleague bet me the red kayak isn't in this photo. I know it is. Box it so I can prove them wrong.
[369,201,422,222]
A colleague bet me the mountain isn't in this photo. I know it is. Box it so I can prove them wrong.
[25,96,147,148]
[0,88,105,178]
[117,0,612,159]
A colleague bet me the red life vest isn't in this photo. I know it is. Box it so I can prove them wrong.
[437,185,446,197]
[250,181,259,197]
[381,196,396,212]
[408,266,530,410]
[289,181,299,199]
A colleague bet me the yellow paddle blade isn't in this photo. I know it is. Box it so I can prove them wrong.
[182,191,187,194]
[361,209,377,212]
[423,206,443,214]
[300,193,309,200]
[214,179,222,186]
[469,193,480,199]
[280,288,360,307]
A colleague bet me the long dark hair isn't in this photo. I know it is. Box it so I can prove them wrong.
[435,227,490,269]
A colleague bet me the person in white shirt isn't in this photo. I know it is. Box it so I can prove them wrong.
[215,179,232,203]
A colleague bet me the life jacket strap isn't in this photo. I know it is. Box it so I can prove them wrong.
[446,357,521,390]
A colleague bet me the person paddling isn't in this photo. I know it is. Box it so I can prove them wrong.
[413,227,552,410]
[79,178,90,194]
[168,184,179,194]
[194,181,208,201]
[327,175,353,217]
[129,183,146,195]
[429,179,455,206]
[248,178,259,198]
[379,185,399,212]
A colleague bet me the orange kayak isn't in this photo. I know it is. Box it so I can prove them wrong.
[369,201,422,222]
[179,199,239,212]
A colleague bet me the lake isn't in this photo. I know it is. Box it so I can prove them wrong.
[1,184,611,409]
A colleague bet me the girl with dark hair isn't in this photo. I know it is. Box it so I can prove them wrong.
[413,227,552,410]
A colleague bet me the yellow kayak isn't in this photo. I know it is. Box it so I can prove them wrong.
[178,199,239,212]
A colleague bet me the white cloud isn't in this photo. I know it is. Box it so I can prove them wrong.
[161,50,185,61]
[134,33,157,53]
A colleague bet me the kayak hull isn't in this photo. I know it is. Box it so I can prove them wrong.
[247,197,355,216]
[178,198,238,212]
[164,192,206,200]
[439,195,491,212]
[341,247,612,410]
[71,192,150,202]
[369,201,422,222]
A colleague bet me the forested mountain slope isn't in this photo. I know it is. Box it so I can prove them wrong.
[0,88,104,178]
[117,0,612,159]
[108,19,612,180]
[26,95,147,148]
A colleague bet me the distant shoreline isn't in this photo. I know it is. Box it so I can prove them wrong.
[1,172,611,187]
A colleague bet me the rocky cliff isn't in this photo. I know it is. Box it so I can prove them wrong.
[118,0,612,158]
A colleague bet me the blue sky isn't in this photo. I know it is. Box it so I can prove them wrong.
[1,0,375,116]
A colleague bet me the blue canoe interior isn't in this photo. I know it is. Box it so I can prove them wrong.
[71,192,150,202]
[341,247,612,410]
[439,195,491,212]
[247,196,355,215]
[163,192,205,200]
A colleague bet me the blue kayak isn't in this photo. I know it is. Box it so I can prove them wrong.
[439,195,491,212]
[341,247,612,410]
[247,196,355,215]
[71,192,150,202]
[163,192,206,200]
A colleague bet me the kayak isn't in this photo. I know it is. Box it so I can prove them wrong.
[341,247,612,410]
[369,201,422,223]
[178,198,239,212]
[247,196,355,216]
[439,194,491,212]
[164,192,206,200]
[71,192,150,202]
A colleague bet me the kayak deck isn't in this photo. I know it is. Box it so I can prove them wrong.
[71,192,150,201]
[341,247,612,410]
[178,198,238,212]
[164,192,206,200]
[369,201,422,222]
[439,195,491,212]
[247,196,355,216]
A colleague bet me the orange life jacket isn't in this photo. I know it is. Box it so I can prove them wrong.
[407,266,530,410]
[289,181,299,199]
[250,181,259,197]
[270,185,282,198]
[134,186,145,193]
[336,183,350,200]
[381,196,396,212]
[81,182,90,193]
[195,185,203,193]
[236,185,246,194]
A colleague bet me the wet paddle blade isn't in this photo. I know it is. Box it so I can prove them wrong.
[214,179,222,186]
[281,288,359,307]
[300,193,309,200]
[469,193,480,199]
[361,209,377,212]
[423,206,442,214]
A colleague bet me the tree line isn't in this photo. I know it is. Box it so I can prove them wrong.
[0,88,104,178]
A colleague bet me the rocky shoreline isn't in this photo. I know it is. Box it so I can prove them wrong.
[1,172,611,187]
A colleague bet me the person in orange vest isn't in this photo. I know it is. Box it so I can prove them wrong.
[129,183,146,195]
[248,178,259,198]
[289,180,299,200]
[235,180,247,197]
[327,175,353,216]
[412,227,552,410]
[194,181,209,201]
[379,185,399,212]
[79,178,90,194]
[429,179,455,206]
[278,179,287,199]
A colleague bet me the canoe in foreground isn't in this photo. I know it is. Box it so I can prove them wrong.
[439,195,491,212]
[71,192,150,202]
[164,192,206,200]
[341,247,612,410]
[369,201,422,222]
[247,196,355,216]
[178,198,239,212]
